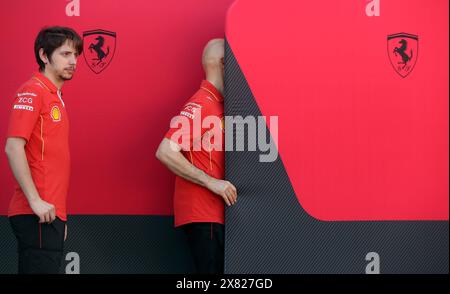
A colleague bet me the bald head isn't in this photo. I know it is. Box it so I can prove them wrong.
[201,38,225,94]
[202,38,225,70]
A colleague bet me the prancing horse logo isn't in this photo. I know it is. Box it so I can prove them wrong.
[89,36,109,65]
[387,33,418,78]
[83,29,116,74]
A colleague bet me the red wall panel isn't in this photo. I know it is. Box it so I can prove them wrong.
[0,0,234,215]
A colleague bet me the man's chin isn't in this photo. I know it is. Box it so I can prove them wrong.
[61,74,73,81]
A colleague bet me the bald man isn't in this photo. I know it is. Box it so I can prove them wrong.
[156,39,237,274]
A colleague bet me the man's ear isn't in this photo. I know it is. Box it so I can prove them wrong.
[39,48,49,65]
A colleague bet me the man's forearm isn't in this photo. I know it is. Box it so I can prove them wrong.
[158,147,212,187]
[156,138,237,205]
[5,145,41,203]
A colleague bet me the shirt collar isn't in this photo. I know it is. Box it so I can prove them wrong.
[200,80,223,103]
[32,71,59,94]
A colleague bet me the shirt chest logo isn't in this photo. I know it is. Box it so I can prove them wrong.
[51,105,62,122]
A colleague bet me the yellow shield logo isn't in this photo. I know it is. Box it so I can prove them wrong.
[51,106,61,122]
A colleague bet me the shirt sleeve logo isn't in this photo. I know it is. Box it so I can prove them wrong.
[51,105,62,122]
[13,104,34,111]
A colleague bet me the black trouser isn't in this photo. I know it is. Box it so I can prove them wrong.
[181,222,225,274]
[9,215,66,274]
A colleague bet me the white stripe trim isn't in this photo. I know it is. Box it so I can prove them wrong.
[57,90,65,107]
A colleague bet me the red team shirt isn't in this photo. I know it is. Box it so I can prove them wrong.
[7,72,70,221]
[165,80,225,227]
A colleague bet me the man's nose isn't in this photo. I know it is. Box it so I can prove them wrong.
[70,55,77,65]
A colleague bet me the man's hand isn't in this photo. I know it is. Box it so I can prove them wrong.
[5,137,56,223]
[29,198,56,223]
[206,178,237,206]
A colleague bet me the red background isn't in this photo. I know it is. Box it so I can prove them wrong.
[0,0,235,216]
[227,0,449,220]
[1,0,448,221]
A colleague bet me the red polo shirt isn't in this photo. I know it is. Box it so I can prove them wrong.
[7,72,70,221]
[165,80,225,227]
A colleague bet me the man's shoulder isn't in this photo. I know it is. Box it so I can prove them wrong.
[185,88,216,108]
[16,77,46,98]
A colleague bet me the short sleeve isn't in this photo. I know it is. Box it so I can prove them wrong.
[7,87,43,142]
[164,98,211,151]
